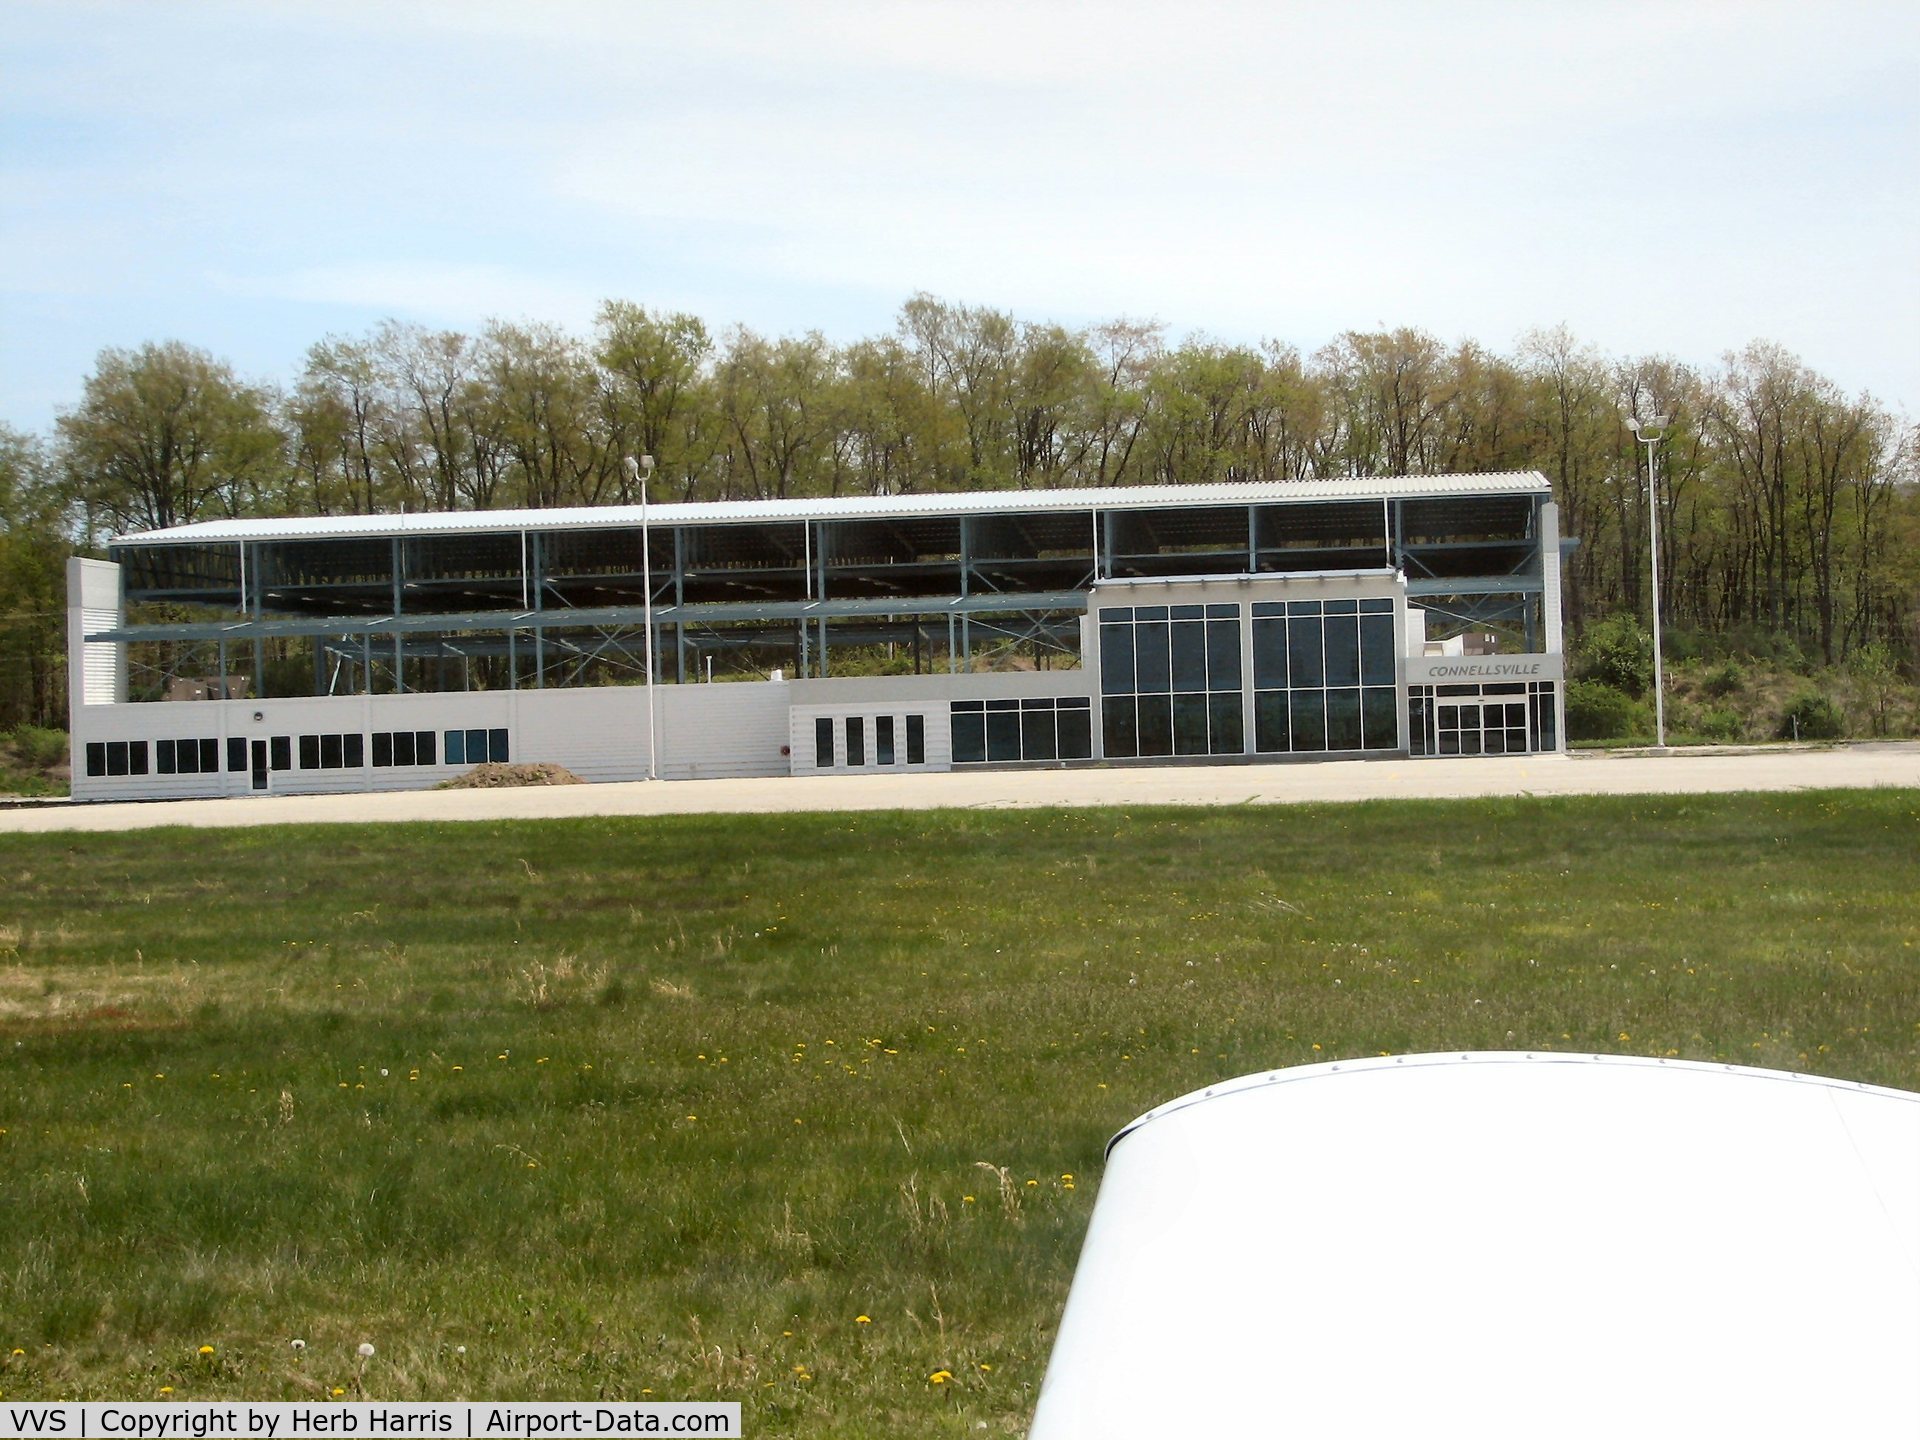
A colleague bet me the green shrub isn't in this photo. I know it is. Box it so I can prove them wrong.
[1701,659,1746,698]
[1577,614,1654,697]
[6,724,67,769]
[1565,680,1651,742]
[1776,691,1845,741]
[1691,707,1746,743]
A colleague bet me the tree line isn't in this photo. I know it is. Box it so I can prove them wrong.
[2,294,1915,729]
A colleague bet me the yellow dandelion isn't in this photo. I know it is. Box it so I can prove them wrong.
[332,1388,345,1397]
[962,1195,975,1204]
[929,1369,953,1384]
[159,1386,173,1396]
[198,1345,214,1356]
[855,1315,871,1325]
[979,1362,992,1371]
[1618,1031,1630,1042]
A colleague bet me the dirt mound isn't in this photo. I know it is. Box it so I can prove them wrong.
[437,762,585,790]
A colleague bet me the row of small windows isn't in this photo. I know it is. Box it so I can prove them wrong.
[814,714,927,769]
[952,698,1094,765]
[86,728,510,779]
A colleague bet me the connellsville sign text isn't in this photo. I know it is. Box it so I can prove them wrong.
[1404,654,1564,684]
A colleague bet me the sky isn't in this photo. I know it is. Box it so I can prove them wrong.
[3,0,1916,437]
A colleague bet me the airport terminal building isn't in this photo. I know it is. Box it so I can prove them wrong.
[66,472,1567,800]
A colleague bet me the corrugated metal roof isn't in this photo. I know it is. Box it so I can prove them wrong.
[110,472,1550,548]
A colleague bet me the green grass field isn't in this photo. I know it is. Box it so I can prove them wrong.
[2,791,1917,1434]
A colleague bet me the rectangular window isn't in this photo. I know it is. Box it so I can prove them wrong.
[416,731,436,766]
[1289,690,1326,752]
[227,737,247,772]
[952,708,985,763]
[1135,620,1171,694]
[1326,688,1363,750]
[467,728,488,764]
[985,703,1021,762]
[271,736,291,771]
[488,729,509,763]
[373,732,393,767]
[1020,704,1055,761]
[1360,614,1395,686]
[1206,619,1241,692]
[1099,621,1134,694]
[1172,693,1210,755]
[392,730,416,766]
[445,729,465,766]
[1136,694,1173,757]
[343,734,364,768]
[1253,618,1288,690]
[177,739,200,775]
[199,738,220,773]
[815,716,834,768]
[1170,620,1207,693]
[1209,693,1244,754]
[1363,687,1399,750]
[1102,697,1137,758]
[1324,615,1360,687]
[128,742,149,776]
[1288,617,1324,688]
[1058,703,1092,760]
[320,733,343,769]
[157,739,177,775]
[107,741,129,776]
[846,716,866,767]
[876,715,896,766]
[299,734,320,769]
[86,742,105,778]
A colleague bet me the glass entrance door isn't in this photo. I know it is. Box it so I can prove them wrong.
[1436,700,1530,756]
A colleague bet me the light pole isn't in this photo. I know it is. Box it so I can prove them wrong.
[623,454,660,780]
[1627,414,1669,750]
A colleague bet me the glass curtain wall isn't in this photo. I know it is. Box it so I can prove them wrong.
[1250,599,1397,753]
[1099,604,1243,759]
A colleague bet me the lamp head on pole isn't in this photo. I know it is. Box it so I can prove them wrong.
[1628,413,1670,440]
[623,454,656,484]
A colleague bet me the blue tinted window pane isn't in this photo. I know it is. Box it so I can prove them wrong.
[1171,604,1204,619]
[445,730,465,765]
[1207,619,1242,692]
[1290,690,1326,751]
[1254,693,1288,752]
[1099,622,1134,695]
[1136,694,1173,757]
[1287,601,1322,616]
[1360,598,1393,613]
[1134,605,1168,620]
[1058,705,1092,759]
[1102,697,1138,758]
[985,707,1020,762]
[1253,618,1287,689]
[1206,603,1240,618]
[1326,599,1359,614]
[1021,706,1055,760]
[1360,614,1395,686]
[1171,621,1207,693]
[952,710,986,763]
[1326,688,1362,750]
[1288,618,1324,688]
[1325,615,1360,687]
[1363,687,1399,750]
[1135,621,1171,694]
[467,729,487,764]
[876,715,896,765]
[488,729,509,763]
[1209,693,1244,754]
[1252,602,1286,617]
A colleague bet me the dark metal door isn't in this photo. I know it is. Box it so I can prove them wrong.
[250,739,268,791]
